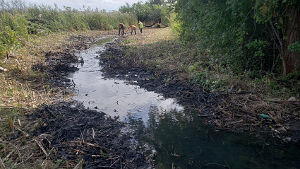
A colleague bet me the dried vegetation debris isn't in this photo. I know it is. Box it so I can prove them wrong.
[28,101,151,168]
[99,36,300,143]
[213,93,300,141]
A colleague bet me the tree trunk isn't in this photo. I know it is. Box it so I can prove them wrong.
[281,6,300,75]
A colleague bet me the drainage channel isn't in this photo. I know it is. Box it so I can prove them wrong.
[68,37,300,169]
[69,36,183,123]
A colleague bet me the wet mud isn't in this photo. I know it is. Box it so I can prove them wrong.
[30,101,151,168]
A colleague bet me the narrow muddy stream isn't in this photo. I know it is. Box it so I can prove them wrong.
[68,37,300,169]
[69,37,183,123]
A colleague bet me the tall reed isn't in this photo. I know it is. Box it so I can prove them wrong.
[0,1,137,58]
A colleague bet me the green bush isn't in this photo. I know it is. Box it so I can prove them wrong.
[0,12,28,58]
[0,2,137,58]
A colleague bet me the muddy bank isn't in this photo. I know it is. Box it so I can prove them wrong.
[29,101,151,168]
[31,37,89,88]
[99,37,300,143]
[27,34,153,168]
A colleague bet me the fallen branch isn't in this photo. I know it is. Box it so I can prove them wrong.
[110,159,119,167]
[34,139,48,157]
[0,157,5,169]
[68,141,109,151]
[91,128,95,139]
[2,149,15,163]
[269,99,300,105]
[73,159,83,169]
[226,119,244,125]
[15,127,29,137]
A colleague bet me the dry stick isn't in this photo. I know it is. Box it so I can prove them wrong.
[0,157,5,169]
[19,153,34,165]
[205,163,227,167]
[15,127,29,137]
[80,131,85,143]
[92,128,95,139]
[110,159,119,168]
[2,149,15,163]
[73,159,83,169]
[34,139,48,157]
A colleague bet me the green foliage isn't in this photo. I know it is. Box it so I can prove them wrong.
[288,41,300,53]
[0,1,136,58]
[174,0,300,76]
[119,1,171,26]
[192,72,225,90]
[25,5,137,32]
[0,12,28,58]
[253,0,300,24]
[246,40,269,57]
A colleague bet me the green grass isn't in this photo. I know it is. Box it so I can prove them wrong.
[123,28,300,99]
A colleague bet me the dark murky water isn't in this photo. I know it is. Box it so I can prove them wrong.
[69,37,300,169]
[130,108,300,169]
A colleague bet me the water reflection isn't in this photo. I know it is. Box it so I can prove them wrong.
[129,107,300,169]
[69,37,183,122]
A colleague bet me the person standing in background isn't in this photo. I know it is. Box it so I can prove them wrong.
[138,21,143,33]
[119,23,125,35]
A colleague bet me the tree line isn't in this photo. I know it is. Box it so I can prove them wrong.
[172,0,300,76]
[119,0,171,27]
[0,0,137,59]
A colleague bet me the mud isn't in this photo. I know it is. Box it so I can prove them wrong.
[28,34,153,168]
[29,101,151,168]
[31,44,85,88]
[99,37,300,143]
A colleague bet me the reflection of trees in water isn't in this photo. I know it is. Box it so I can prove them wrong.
[130,106,215,168]
[129,106,300,169]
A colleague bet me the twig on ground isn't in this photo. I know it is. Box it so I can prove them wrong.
[34,139,48,157]
[2,149,15,165]
[73,159,83,169]
[15,127,29,137]
[110,158,119,167]
[92,128,95,139]
[0,157,5,169]
[80,131,85,143]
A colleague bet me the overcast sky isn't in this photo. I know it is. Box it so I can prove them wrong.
[25,0,146,11]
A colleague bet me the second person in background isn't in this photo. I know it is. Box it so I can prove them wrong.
[130,25,136,35]
[138,21,143,33]
[118,23,126,35]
